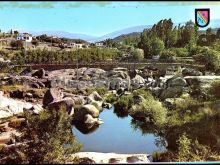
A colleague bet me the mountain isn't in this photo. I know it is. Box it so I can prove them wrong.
[22,25,152,43]
[22,30,98,43]
[22,19,220,43]
[93,25,152,42]
[112,32,141,43]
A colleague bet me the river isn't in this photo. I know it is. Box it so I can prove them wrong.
[72,107,166,154]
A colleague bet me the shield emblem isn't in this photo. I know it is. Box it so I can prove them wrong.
[195,9,210,27]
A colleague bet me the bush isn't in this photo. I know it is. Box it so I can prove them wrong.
[131,48,144,62]
[192,47,220,71]
[209,80,220,99]
[2,108,82,164]
[159,50,176,62]
[151,38,165,56]
[133,88,154,100]
[130,98,167,126]
[169,48,188,57]
[105,93,117,103]
[114,94,134,117]
[175,133,219,162]
[115,94,133,111]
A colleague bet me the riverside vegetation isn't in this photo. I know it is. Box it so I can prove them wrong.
[1,18,220,163]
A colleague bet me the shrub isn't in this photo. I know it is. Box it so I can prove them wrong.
[176,133,219,162]
[130,98,167,126]
[115,94,133,111]
[2,108,82,164]
[159,50,176,62]
[114,94,134,117]
[105,93,117,103]
[131,48,144,62]
[169,48,188,57]
[133,88,154,100]
[192,47,220,71]
[209,80,220,99]
[176,133,192,162]
[151,38,165,56]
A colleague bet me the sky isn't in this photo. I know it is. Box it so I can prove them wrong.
[0,1,220,37]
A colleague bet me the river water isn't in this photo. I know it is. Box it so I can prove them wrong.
[72,107,166,154]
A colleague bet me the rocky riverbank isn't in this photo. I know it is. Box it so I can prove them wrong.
[1,66,220,163]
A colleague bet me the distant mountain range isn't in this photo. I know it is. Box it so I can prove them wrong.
[24,19,220,43]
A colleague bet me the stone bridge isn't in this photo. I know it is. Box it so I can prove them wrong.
[15,62,204,72]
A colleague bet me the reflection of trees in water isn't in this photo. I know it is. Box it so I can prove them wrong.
[130,119,167,149]
[73,122,99,134]
[130,115,220,152]
[113,106,129,118]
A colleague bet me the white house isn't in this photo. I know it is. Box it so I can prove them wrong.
[67,42,83,49]
[17,33,32,42]
[75,43,83,49]
[95,42,104,47]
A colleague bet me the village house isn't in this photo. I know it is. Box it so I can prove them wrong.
[17,33,33,42]
[66,42,84,49]
[95,42,104,47]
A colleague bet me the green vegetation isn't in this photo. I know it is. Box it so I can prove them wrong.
[0,108,81,163]
[209,80,220,99]
[153,133,220,162]
[159,50,176,62]
[138,19,197,58]
[11,48,121,65]
[130,99,167,126]
[114,94,134,113]
[192,46,220,71]
[131,48,144,62]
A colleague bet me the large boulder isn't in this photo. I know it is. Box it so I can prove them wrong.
[109,77,123,90]
[47,97,74,115]
[84,68,105,77]
[43,88,62,107]
[131,75,145,89]
[182,68,203,77]
[166,76,187,87]
[32,68,46,79]
[74,104,100,121]
[73,152,151,164]
[108,70,128,79]
[88,91,102,101]
[84,114,104,129]
[0,91,43,119]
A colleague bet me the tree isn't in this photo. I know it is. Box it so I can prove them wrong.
[206,28,216,45]
[10,40,24,50]
[131,48,144,61]
[193,46,220,71]
[216,29,220,39]
[151,38,165,56]
[3,108,82,163]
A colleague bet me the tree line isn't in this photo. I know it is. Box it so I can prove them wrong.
[12,48,122,65]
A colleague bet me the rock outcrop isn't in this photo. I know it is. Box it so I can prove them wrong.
[32,68,46,79]
[0,91,43,119]
[43,88,62,107]
[73,152,151,164]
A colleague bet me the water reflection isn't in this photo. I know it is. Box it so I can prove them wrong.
[73,103,220,154]
[72,108,165,153]
[73,122,99,134]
